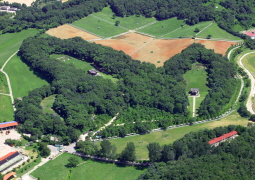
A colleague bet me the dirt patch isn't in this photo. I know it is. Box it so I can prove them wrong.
[6,0,34,6]
[131,39,195,67]
[46,24,100,40]
[93,33,153,55]
[196,40,236,56]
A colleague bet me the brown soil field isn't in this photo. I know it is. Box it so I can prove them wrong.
[92,33,153,55]
[46,24,100,40]
[196,40,236,56]
[131,39,195,67]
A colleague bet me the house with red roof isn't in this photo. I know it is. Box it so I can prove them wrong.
[244,31,255,39]
[0,151,24,173]
[0,121,18,130]
[208,131,238,147]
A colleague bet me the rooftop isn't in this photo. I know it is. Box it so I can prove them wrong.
[208,131,237,145]
[244,31,255,37]
[0,121,18,129]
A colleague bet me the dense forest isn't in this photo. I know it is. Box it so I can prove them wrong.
[138,124,255,179]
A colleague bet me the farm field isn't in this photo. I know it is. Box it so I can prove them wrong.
[93,6,156,30]
[0,29,38,67]
[196,40,236,56]
[40,95,56,114]
[31,153,145,180]
[93,33,153,55]
[0,95,13,122]
[139,17,185,37]
[131,39,194,67]
[50,54,117,82]
[72,16,127,38]
[198,23,242,40]
[0,72,9,94]
[46,24,100,40]
[4,55,49,98]
[241,53,255,74]
[109,111,248,159]
[164,21,212,38]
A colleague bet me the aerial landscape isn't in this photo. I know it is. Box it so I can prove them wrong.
[1,0,255,179]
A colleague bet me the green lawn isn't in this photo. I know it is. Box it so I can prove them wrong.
[51,54,117,82]
[138,17,185,37]
[93,6,156,30]
[242,53,255,74]
[31,153,145,180]
[197,23,242,40]
[72,16,127,38]
[0,29,39,67]
[0,72,9,94]
[164,21,213,38]
[109,111,248,160]
[40,95,56,114]
[4,55,49,98]
[0,95,14,122]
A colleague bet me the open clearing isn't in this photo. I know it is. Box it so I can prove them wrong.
[109,111,248,160]
[5,0,34,6]
[40,95,56,114]
[5,55,49,98]
[31,153,145,180]
[0,29,38,67]
[0,72,9,94]
[196,40,236,56]
[46,24,101,40]
[0,95,14,122]
[242,53,255,75]
[131,39,194,67]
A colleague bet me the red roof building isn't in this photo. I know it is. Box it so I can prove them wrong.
[0,121,18,129]
[244,31,255,39]
[208,131,238,147]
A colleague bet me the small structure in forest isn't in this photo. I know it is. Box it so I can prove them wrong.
[190,88,199,96]
[208,131,238,147]
[88,69,98,76]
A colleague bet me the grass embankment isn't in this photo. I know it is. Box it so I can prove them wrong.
[93,6,156,30]
[0,72,9,94]
[0,29,39,67]
[5,55,49,98]
[138,17,185,37]
[0,95,13,122]
[72,16,127,38]
[109,111,248,159]
[31,153,145,180]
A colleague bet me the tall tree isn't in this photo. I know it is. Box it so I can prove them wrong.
[147,142,162,162]
[119,142,136,162]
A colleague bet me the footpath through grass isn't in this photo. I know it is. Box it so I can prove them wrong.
[31,153,145,180]
[109,111,248,160]
[0,95,13,122]
[0,29,39,67]
[5,55,49,98]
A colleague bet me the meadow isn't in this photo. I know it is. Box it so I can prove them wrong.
[0,95,14,122]
[72,16,127,38]
[109,111,248,159]
[40,95,56,114]
[0,29,39,67]
[241,53,255,74]
[31,153,145,180]
[138,17,185,37]
[4,55,49,98]
[0,72,9,94]
[93,6,156,30]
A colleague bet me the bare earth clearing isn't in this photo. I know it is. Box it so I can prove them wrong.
[5,0,34,6]
[46,24,100,40]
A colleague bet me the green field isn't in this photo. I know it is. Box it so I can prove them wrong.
[31,153,145,180]
[4,55,49,98]
[0,72,9,94]
[40,95,56,114]
[139,17,185,37]
[93,6,156,30]
[72,16,127,38]
[109,111,248,159]
[0,29,39,67]
[198,23,242,40]
[51,54,117,82]
[0,95,14,122]
[164,21,213,38]
[242,53,255,74]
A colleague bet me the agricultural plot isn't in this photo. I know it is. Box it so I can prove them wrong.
[4,55,49,98]
[0,72,9,94]
[197,23,242,40]
[109,111,248,159]
[163,21,212,38]
[93,6,156,30]
[72,16,127,38]
[138,17,185,37]
[0,95,13,122]
[31,153,145,180]
[0,29,38,66]
[241,53,255,75]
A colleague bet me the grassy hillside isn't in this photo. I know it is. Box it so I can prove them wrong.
[242,53,255,74]
[0,95,13,122]
[0,72,9,94]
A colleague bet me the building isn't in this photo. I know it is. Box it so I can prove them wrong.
[243,31,255,39]
[190,88,199,96]
[0,121,18,131]
[0,6,10,10]
[3,172,16,180]
[0,151,24,173]
[88,69,98,75]
[208,131,238,147]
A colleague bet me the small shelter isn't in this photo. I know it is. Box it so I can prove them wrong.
[244,31,255,39]
[88,69,98,75]
[0,121,18,131]
[208,131,238,147]
[3,172,16,180]
[190,88,199,96]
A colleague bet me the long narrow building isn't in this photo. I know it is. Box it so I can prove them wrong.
[208,131,238,147]
[0,151,24,173]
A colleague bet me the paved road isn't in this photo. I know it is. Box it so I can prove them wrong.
[192,96,196,117]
